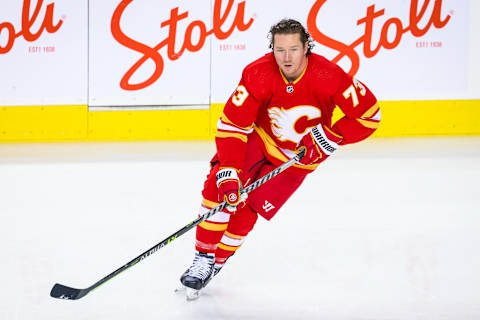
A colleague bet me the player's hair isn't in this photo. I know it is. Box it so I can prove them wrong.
[268,19,314,55]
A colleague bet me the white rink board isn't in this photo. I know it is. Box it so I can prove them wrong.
[0,0,88,106]
[88,0,211,106]
[0,0,476,107]
[210,0,470,102]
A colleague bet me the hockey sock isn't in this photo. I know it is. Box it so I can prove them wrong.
[215,231,246,264]
[214,205,258,264]
[195,200,232,253]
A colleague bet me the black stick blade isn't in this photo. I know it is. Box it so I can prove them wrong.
[50,283,89,300]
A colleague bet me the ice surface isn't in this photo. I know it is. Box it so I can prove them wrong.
[1,137,479,319]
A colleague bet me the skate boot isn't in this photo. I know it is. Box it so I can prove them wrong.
[179,252,215,300]
[213,263,224,277]
[212,252,234,278]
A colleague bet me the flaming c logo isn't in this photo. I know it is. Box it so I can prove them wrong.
[111,0,254,91]
[307,0,451,76]
[0,0,63,54]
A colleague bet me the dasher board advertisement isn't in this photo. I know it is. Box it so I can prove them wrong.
[90,0,469,106]
[0,0,88,106]
[210,0,469,103]
[0,0,470,107]
[89,0,212,107]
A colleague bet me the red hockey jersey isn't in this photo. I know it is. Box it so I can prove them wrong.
[216,52,380,173]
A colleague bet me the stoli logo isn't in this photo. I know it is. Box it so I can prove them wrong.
[307,0,451,76]
[0,0,63,54]
[111,0,254,91]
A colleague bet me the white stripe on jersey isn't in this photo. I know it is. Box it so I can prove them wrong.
[217,119,254,135]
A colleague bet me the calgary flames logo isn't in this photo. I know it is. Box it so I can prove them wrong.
[269,106,321,144]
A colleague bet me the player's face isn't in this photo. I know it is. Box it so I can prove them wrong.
[273,33,308,82]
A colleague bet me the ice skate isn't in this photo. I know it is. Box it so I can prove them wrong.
[213,262,224,277]
[174,286,203,301]
[179,252,215,300]
[175,260,226,300]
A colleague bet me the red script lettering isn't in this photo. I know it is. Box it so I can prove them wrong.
[111,0,254,91]
[0,0,63,54]
[307,0,451,76]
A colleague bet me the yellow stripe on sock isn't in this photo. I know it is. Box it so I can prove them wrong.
[218,243,240,251]
[224,231,244,240]
[198,221,228,231]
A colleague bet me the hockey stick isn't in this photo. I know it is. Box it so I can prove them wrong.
[50,147,306,300]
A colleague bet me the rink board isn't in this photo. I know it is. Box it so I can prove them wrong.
[0,100,479,142]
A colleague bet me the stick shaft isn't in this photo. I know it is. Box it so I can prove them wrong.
[51,147,305,299]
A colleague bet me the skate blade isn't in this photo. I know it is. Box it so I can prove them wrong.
[175,286,201,301]
[186,287,201,301]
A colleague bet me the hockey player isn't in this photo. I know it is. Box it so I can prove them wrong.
[179,18,380,299]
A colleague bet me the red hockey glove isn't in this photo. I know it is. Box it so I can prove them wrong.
[216,168,247,212]
[297,124,342,165]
